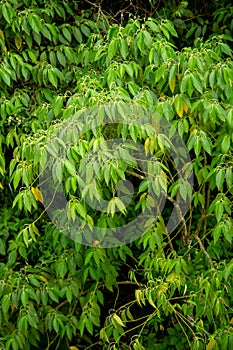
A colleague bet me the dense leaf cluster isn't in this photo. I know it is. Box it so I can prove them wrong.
[0,1,233,350]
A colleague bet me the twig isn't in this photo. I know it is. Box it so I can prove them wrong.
[193,232,215,271]
[192,214,215,271]
[162,191,189,246]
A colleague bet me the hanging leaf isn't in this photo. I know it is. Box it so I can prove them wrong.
[174,95,183,118]
[112,313,125,327]
[31,187,44,204]
[169,79,175,93]
[80,24,91,37]
[108,39,118,60]
[15,34,22,50]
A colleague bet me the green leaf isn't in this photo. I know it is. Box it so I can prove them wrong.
[209,70,215,89]
[2,294,11,314]
[214,104,226,121]
[53,318,59,333]
[187,76,194,97]
[41,25,52,40]
[221,134,230,153]
[48,69,58,87]
[2,3,15,23]
[120,39,128,59]
[73,27,82,43]
[80,24,91,37]
[224,261,233,281]
[213,224,222,245]
[49,51,57,65]
[8,250,17,267]
[162,20,178,37]
[186,24,197,39]
[41,290,48,306]
[194,136,201,156]
[124,63,134,77]
[225,168,232,190]
[215,202,224,222]
[143,30,152,48]
[114,197,127,214]
[23,227,29,247]
[57,50,66,67]
[108,39,118,60]
[155,64,166,83]
[65,288,72,304]
[62,27,72,42]
[220,43,232,56]
[64,160,76,176]
[53,96,64,117]
[200,133,212,154]
[0,238,6,255]
[160,25,170,39]
[86,318,94,335]
[57,260,67,278]
[48,289,59,303]
[0,69,11,86]
[146,21,160,33]
[216,169,225,190]
[21,289,28,307]
[223,224,232,243]
[64,46,75,62]
[106,69,115,88]
[169,64,177,84]
[136,31,144,52]
[28,14,42,34]
[192,73,203,94]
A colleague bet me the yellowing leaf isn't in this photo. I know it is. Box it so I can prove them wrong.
[69,347,79,350]
[112,313,125,327]
[182,101,189,113]
[159,324,164,331]
[0,30,7,52]
[169,79,175,93]
[139,69,143,79]
[39,275,48,284]
[148,293,156,308]
[174,103,183,118]
[31,186,43,204]
[10,300,15,312]
[135,289,142,307]
[174,95,184,118]
[166,272,179,282]
[190,128,198,136]
[177,73,182,80]
[206,339,215,350]
[139,192,147,201]
[15,34,22,50]
[144,137,150,156]
[0,183,3,189]
[0,29,4,41]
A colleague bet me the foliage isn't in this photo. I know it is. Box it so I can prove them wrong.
[0,0,233,349]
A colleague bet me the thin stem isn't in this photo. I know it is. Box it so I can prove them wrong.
[193,232,215,271]
[191,214,215,271]
[162,191,189,246]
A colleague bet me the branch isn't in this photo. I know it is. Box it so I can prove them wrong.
[192,214,215,271]
[193,233,215,271]
[162,191,189,246]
